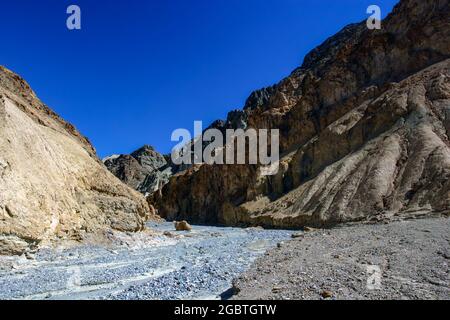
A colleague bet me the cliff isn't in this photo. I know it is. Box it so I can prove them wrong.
[0,66,156,255]
[152,0,450,228]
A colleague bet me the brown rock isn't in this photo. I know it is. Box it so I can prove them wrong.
[103,145,173,195]
[152,0,450,229]
[174,221,192,232]
[321,290,333,299]
[272,287,282,293]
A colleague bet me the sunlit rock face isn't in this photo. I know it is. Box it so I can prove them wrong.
[151,0,450,228]
[0,66,156,255]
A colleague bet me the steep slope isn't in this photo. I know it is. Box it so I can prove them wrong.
[152,0,450,227]
[0,66,155,255]
[102,111,250,196]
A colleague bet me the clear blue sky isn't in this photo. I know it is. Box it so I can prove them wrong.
[0,0,398,158]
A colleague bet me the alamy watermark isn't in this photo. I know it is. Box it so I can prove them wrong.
[66,5,81,30]
[367,5,382,30]
[171,121,280,176]
[67,266,82,290]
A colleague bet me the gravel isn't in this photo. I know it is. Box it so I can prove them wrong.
[3,218,446,300]
[0,222,292,300]
[232,217,450,300]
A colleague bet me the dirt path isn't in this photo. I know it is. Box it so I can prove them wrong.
[232,217,450,300]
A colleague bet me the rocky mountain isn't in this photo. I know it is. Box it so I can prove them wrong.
[0,66,156,255]
[151,0,450,228]
[102,109,250,195]
[103,145,172,196]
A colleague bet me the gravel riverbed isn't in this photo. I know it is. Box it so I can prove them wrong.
[0,222,292,300]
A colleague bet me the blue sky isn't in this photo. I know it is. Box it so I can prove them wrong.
[0,0,398,157]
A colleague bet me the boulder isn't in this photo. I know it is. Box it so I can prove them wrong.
[174,221,192,232]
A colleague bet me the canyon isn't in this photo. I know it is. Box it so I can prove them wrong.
[0,0,448,301]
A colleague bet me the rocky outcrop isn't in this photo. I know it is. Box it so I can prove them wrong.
[104,145,173,195]
[152,0,450,228]
[0,66,156,255]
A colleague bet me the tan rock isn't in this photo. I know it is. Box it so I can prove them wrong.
[163,231,175,237]
[174,220,192,232]
[320,290,333,299]
[0,66,157,255]
[272,287,282,293]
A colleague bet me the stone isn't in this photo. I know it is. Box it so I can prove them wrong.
[174,221,192,232]
[0,66,157,255]
[163,231,175,238]
[320,290,333,299]
[272,287,282,293]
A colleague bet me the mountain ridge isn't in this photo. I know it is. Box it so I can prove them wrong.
[149,0,450,227]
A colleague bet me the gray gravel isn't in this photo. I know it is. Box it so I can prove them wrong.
[0,222,292,300]
[232,217,450,300]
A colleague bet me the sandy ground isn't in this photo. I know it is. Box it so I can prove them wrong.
[232,217,450,300]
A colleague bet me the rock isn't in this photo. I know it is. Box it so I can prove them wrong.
[103,145,173,195]
[272,287,282,293]
[291,233,304,239]
[0,66,157,255]
[24,252,35,260]
[174,221,192,232]
[152,0,450,229]
[0,235,33,256]
[244,86,277,111]
[320,290,333,299]
[131,145,168,172]
[104,110,250,196]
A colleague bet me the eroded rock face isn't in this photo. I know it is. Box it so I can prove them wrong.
[152,0,450,228]
[0,66,156,255]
